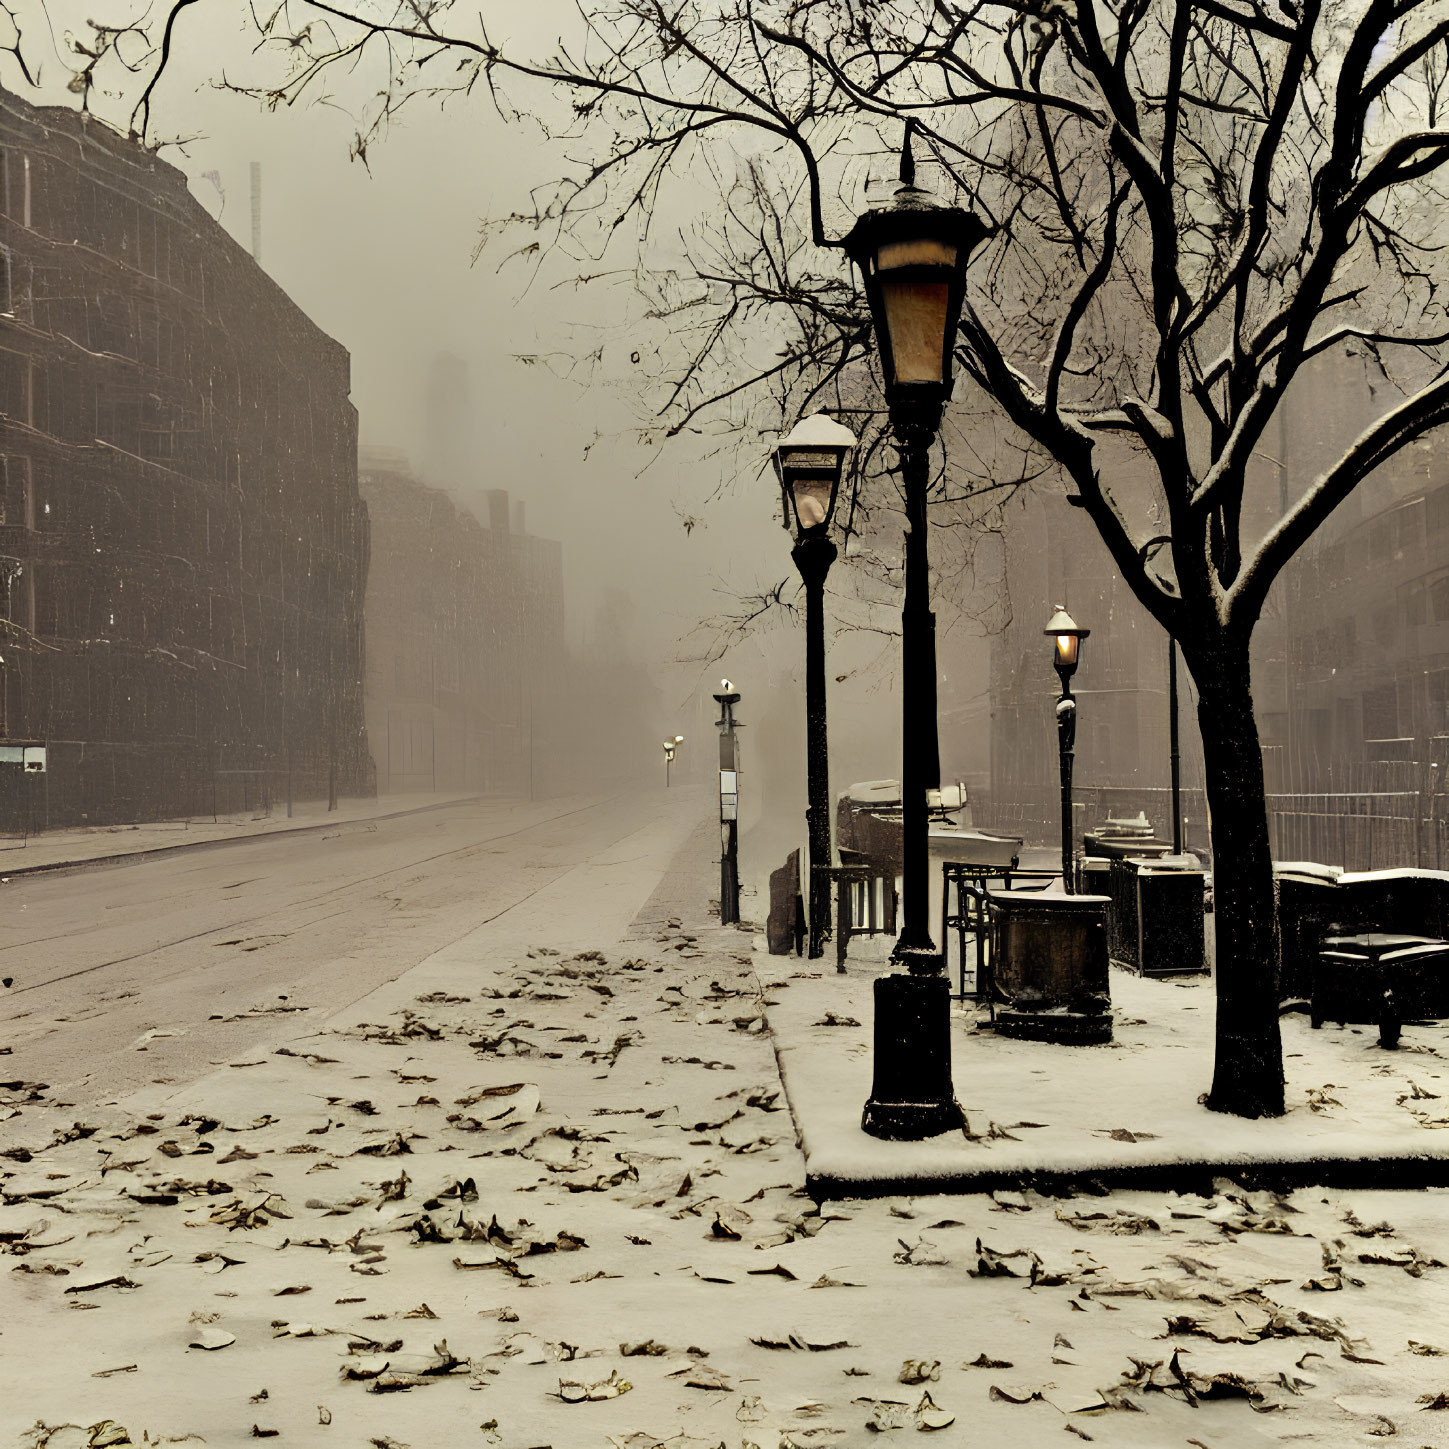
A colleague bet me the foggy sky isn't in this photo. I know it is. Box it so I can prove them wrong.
[2,0,996,897]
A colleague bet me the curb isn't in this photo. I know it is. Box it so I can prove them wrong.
[0,793,492,882]
[803,1152,1449,1202]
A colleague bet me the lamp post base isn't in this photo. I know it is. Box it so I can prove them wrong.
[891,940,945,975]
[861,973,964,1140]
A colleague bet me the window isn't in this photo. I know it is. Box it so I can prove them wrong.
[1363,684,1399,741]
[1402,578,1427,627]
[1,453,32,528]
[1433,575,1449,625]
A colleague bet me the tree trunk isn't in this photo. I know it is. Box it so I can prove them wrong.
[1191,634,1285,1118]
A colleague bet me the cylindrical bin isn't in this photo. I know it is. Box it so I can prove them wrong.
[985,888,1112,1044]
[1135,856,1207,976]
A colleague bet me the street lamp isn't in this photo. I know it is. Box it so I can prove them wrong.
[774,413,857,960]
[846,127,986,1141]
[663,736,683,788]
[714,683,742,924]
[1045,607,1089,891]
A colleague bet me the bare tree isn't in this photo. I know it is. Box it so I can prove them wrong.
[29,0,1449,1118]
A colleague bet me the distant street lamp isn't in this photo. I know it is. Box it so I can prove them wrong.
[714,684,742,924]
[846,127,986,1141]
[774,413,857,961]
[1045,607,1089,891]
[663,734,684,788]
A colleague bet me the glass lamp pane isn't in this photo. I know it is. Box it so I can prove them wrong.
[876,237,959,270]
[792,481,831,528]
[879,279,950,384]
[1056,634,1079,667]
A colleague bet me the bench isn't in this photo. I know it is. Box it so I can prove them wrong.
[1313,932,1449,1049]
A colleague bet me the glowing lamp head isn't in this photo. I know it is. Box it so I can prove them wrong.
[1044,606,1088,675]
[841,160,987,408]
[772,414,856,540]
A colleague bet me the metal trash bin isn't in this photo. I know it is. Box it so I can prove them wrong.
[1275,862,1342,1004]
[1079,856,1111,900]
[1135,857,1207,976]
[1336,869,1449,943]
[1107,857,1141,971]
[986,888,1112,1044]
[1314,933,1449,1048]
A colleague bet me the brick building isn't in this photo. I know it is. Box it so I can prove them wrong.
[0,92,370,829]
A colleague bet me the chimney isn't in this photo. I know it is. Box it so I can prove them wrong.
[513,499,525,536]
[487,489,510,534]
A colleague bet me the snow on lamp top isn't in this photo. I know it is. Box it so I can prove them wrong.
[773,413,857,539]
[1044,605,1088,672]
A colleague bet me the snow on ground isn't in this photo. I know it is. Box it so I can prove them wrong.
[770,962,1449,1193]
[4,818,1449,1447]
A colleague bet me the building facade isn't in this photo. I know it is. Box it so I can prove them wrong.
[982,477,1210,853]
[358,449,565,796]
[983,353,1449,871]
[0,93,370,830]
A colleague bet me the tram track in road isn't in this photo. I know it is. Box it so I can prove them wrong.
[2,790,627,998]
[0,785,693,1100]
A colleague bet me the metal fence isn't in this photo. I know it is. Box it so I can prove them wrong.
[977,777,1449,873]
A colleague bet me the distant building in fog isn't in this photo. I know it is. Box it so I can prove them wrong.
[984,353,1449,869]
[421,351,474,494]
[0,92,370,829]
[358,448,564,795]
[983,478,1209,853]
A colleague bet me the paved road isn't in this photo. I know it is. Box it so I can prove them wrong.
[0,786,702,1102]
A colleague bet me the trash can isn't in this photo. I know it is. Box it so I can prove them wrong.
[1135,856,1207,976]
[1274,862,1342,1004]
[1079,856,1111,900]
[986,888,1112,1044]
[1107,857,1141,971]
[1336,869,1449,942]
[1313,933,1449,1048]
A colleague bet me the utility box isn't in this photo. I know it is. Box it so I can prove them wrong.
[1079,856,1111,900]
[719,769,738,822]
[1107,857,1142,970]
[1135,859,1207,976]
[1275,863,1343,1004]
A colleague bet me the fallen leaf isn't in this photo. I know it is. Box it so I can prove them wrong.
[965,1353,1014,1369]
[916,1389,955,1431]
[899,1359,940,1384]
[989,1384,1044,1404]
[189,1326,237,1351]
[558,1368,632,1402]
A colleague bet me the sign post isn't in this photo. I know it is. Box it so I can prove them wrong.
[714,683,742,925]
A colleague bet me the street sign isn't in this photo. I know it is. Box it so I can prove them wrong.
[720,769,738,821]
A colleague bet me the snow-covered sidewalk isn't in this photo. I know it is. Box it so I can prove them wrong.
[767,960,1449,1197]
[5,818,1449,1447]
